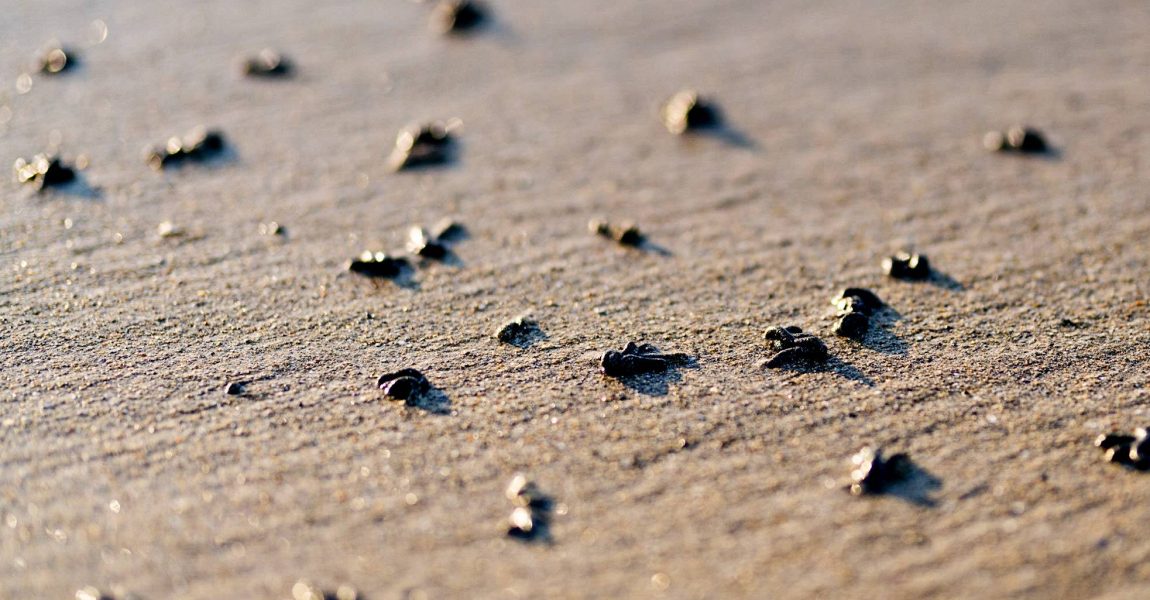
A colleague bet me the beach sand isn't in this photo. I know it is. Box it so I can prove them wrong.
[3,0,1150,597]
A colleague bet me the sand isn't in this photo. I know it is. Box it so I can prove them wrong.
[3,0,1150,598]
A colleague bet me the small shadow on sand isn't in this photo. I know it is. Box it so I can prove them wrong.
[208,146,240,167]
[680,123,757,150]
[439,248,464,267]
[855,307,908,355]
[415,247,466,268]
[42,175,102,199]
[706,125,757,149]
[436,224,470,244]
[636,239,673,257]
[481,17,522,45]
[393,156,459,173]
[391,140,463,174]
[437,7,521,45]
[405,386,450,415]
[926,270,965,291]
[508,495,553,545]
[770,356,874,386]
[878,458,943,508]
[892,270,965,291]
[159,146,240,172]
[615,356,699,397]
[1005,147,1063,162]
[356,265,420,291]
[859,326,908,355]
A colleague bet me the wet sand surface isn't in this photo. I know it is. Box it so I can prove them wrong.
[3,0,1150,598]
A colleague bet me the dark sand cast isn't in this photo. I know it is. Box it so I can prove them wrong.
[3,0,1150,598]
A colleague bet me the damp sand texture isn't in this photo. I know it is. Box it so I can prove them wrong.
[4,0,1150,598]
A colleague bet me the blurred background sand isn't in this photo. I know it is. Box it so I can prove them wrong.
[3,0,1150,597]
